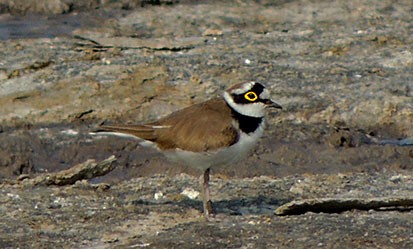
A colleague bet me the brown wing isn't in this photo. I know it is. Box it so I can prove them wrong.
[153,98,239,152]
[98,98,239,152]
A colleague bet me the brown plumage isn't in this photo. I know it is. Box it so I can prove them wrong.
[94,81,282,216]
[98,98,239,152]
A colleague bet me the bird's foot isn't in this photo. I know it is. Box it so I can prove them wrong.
[203,200,214,217]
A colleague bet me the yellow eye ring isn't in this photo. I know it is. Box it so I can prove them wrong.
[244,91,258,101]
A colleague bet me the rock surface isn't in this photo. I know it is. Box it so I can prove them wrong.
[1,172,412,248]
[0,0,412,248]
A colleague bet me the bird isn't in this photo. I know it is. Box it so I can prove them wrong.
[93,81,282,216]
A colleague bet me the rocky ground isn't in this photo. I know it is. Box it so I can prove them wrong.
[0,0,412,248]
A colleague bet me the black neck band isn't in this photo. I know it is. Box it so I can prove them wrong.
[227,104,263,134]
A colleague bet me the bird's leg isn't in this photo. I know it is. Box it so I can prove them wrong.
[200,168,213,216]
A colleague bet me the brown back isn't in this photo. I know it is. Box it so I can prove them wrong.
[99,98,239,152]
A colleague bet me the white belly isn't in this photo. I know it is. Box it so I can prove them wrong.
[163,124,265,172]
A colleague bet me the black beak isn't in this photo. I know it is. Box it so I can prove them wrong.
[264,99,282,109]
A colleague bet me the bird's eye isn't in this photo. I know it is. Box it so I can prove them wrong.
[244,91,258,101]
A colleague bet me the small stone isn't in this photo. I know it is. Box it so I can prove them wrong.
[102,233,119,243]
[17,174,30,181]
[94,183,111,191]
[154,191,164,200]
[181,188,199,199]
[202,28,223,37]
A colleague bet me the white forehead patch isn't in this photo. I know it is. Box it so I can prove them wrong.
[259,89,271,100]
[229,81,256,95]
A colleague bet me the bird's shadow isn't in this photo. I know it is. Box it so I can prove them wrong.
[132,195,290,215]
